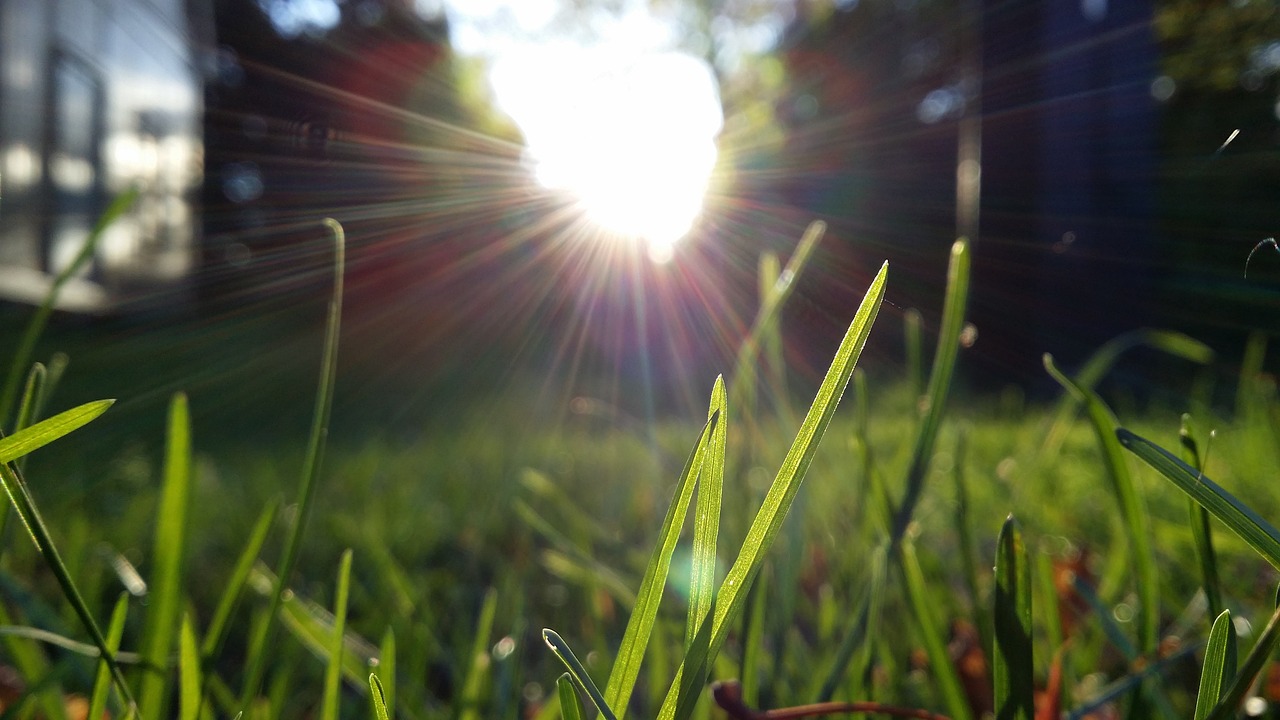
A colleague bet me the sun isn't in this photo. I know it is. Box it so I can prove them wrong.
[449,6,724,263]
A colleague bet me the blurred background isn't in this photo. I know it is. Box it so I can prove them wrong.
[0,0,1278,441]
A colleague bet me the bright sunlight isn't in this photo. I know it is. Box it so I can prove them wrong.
[445,2,724,263]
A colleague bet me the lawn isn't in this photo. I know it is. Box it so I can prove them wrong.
[0,227,1277,720]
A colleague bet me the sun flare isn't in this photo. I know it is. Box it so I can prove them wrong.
[448,5,724,263]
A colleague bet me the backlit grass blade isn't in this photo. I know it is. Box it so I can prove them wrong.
[758,252,792,424]
[658,261,888,720]
[1041,329,1213,459]
[545,629,618,720]
[601,411,720,715]
[994,515,1033,720]
[459,587,497,720]
[890,239,969,544]
[179,613,202,720]
[321,549,353,720]
[87,594,129,720]
[1116,429,1280,570]
[370,674,391,720]
[241,218,344,706]
[139,392,193,720]
[1194,610,1236,720]
[201,498,279,660]
[1207,600,1280,720]
[378,627,396,720]
[558,672,587,720]
[0,187,136,428]
[1180,415,1222,618]
[688,378,725,645]
[0,461,134,710]
[901,539,974,720]
[1045,356,1158,654]
[0,399,114,466]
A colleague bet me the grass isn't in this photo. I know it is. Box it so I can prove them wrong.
[0,214,1276,720]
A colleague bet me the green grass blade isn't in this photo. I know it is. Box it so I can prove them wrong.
[1045,356,1158,654]
[0,462,134,711]
[179,613,202,720]
[558,672,587,720]
[601,411,720,715]
[1180,415,1223,618]
[1207,601,1280,720]
[241,218,344,706]
[378,627,396,720]
[758,252,792,423]
[459,587,498,720]
[658,261,888,720]
[13,363,45,435]
[688,379,725,645]
[0,188,136,428]
[890,239,969,544]
[1116,428,1280,570]
[545,629,617,720]
[904,308,923,400]
[88,594,129,720]
[201,498,279,660]
[994,515,1033,720]
[953,431,991,655]
[139,392,193,720]
[0,399,114,466]
[321,549,353,720]
[1194,610,1236,720]
[900,539,974,720]
[816,542,887,702]
[369,674,391,720]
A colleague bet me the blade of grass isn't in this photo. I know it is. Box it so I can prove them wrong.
[816,542,887,703]
[87,594,129,720]
[953,431,991,655]
[994,515,1033,720]
[179,613,202,720]
[1116,429,1280,570]
[379,627,396,720]
[658,261,888,720]
[201,498,279,660]
[0,399,114,466]
[321,549,353,720]
[1044,356,1158,654]
[458,587,498,720]
[890,239,969,546]
[559,672,587,720]
[1194,610,1236,720]
[688,378,725,647]
[240,218,344,706]
[545,629,617,720]
[1207,600,1280,720]
[0,188,136,428]
[904,308,924,400]
[600,411,720,715]
[370,674,391,720]
[1180,415,1222,619]
[900,538,974,720]
[139,392,193,720]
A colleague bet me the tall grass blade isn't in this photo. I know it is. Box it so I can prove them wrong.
[904,308,923,400]
[88,594,129,720]
[0,462,134,710]
[545,629,618,720]
[758,252,792,424]
[1116,429,1280,570]
[241,218,344,706]
[900,539,974,720]
[0,188,136,427]
[0,399,113,466]
[370,674,391,720]
[1044,356,1158,654]
[139,392,193,720]
[1194,610,1236,720]
[0,362,44,536]
[683,379,726,707]
[321,549,353,720]
[459,587,498,720]
[1180,415,1222,618]
[201,498,279,660]
[658,262,888,720]
[558,672,587,720]
[1207,601,1280,720]
[890,239,969,544]
[601,411,720,715]
[994,515,1033,720]
[179,613,202,720]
